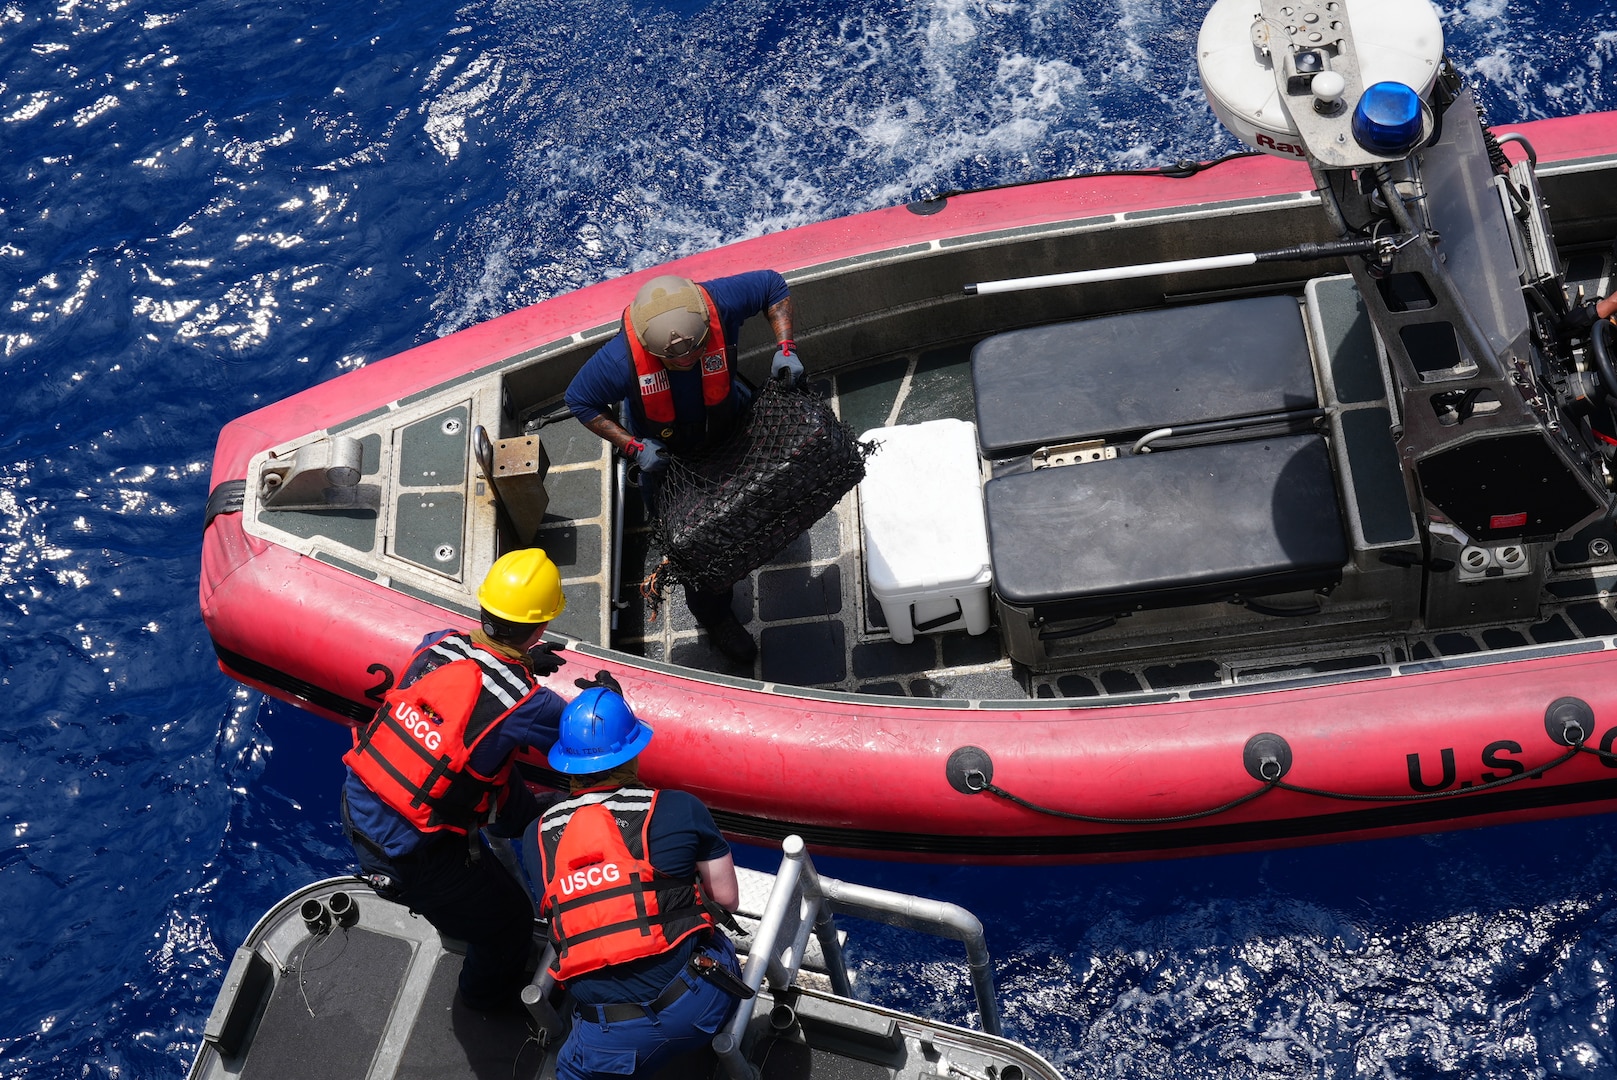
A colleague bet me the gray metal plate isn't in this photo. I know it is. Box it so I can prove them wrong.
[394,492,466,577]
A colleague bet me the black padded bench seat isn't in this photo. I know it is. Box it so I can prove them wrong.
[972,294,1319,457]
[985,434,1348,622]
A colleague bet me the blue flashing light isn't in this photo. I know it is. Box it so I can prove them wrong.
[1352,81,1425,156]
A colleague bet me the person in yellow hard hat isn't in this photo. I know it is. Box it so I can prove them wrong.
[341,548,580,1013]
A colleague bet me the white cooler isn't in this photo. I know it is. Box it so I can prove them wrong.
[858,419,993,644]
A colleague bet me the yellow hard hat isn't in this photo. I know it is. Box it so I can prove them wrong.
[477,549,565,625]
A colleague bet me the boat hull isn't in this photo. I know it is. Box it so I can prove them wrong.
[201,111,1617,864]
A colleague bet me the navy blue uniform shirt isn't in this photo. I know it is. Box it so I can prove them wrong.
[564,270,789,455]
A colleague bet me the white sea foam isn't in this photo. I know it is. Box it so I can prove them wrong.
[421,50,503,160]
[1463,0,1509,21]
[426,0,1240,326]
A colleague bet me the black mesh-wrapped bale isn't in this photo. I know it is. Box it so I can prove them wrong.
[653,378,873,595]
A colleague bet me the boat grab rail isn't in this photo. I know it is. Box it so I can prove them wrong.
[964,237,1399,297]
[912,149,1265,208]
[1128,408,1327,455]
[713,835,1003,1080]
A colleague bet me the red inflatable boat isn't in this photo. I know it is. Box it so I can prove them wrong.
[201,6,1617,862]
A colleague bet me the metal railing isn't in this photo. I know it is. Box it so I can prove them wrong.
[713,834,1002,1080]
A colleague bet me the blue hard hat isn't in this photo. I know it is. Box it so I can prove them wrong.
[1352,81,1425,157]
[549,687,654,774]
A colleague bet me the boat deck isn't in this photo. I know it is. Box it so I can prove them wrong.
[533,343,1045,698]
[527,272,1617,701]
[191,859,1062,1080]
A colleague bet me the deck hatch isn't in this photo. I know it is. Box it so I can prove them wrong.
[390,404,471,579]
[397,405,468,485]
[393,492,466,577]
[1340,408,1417,546]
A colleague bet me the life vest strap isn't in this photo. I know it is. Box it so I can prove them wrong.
[547,878,646,914]
[364,702,501,815]
[554,904,709,957]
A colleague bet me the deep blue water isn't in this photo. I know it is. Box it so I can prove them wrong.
[4,1,1617,1077]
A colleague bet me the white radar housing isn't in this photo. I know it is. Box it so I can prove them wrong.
[1198,0,1444,161]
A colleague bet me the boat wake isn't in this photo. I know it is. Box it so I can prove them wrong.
[429,0,1242,331]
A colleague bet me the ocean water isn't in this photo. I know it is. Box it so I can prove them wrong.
[3,0,1617,1077]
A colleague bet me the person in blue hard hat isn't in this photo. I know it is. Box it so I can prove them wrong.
[525,687,750,1080]
[340,548,571,1013]
[564,271,803,664]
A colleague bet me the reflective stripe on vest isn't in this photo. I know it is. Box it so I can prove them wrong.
[537,786,715,983]
[342,633,534,835]
[624,284,730,426]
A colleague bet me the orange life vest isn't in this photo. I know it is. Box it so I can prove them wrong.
[536,786,715,983]
[343,633,535,835]
[623,284,731,431]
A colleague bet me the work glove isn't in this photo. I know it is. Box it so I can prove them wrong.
[574,670,624,696]
[1560,301,1600,335]
[527,641,567,677]
[771,340,804,384]
[624,437,668,475]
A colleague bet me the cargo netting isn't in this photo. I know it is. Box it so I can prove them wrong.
[645,377,874,603]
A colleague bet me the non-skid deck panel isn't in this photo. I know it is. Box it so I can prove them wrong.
[533,420,615,646]
[394,938,724,1080]
[396,953,544,1080]
[755,1041,891,1080]
[228,924,715,1080]
[239,930,409,1080]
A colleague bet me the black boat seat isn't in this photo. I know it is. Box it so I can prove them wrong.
[985,434,1347,621]
[972,294,1319,458]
